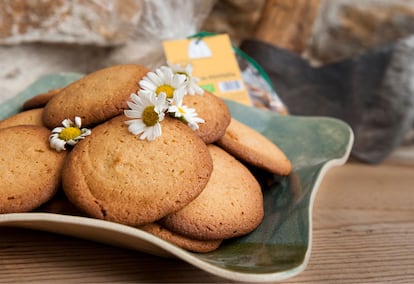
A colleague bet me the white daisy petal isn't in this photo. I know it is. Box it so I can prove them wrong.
[124,109,143,119]
[167,61,185,73]
[158,66,174,83]
[147,71,164,86]
[154,68,166,83]
[124,119,141,125]
[62,118,73,128]
[66,139,78,146]
[174,105,205,130]
[129,93,141,103]
[51,126,64,133]
[141,122,162,141]
[172,73,187,88]
[138,91,156,106]
[81,128,92,136]
[126,101,144,112]
[154,92,168,113]
[137,89,153,99]
[192,83,204,95]
[139,132,147,140]
[48,116,91,152]
[172,90,185,106]
[191,75,200,84]
[151,123,162,140]
[139,77,157,91]
[158,111,166,122]
[50,136,66,152]
[140,127,152,140]
[185,64,193,75]
[49,133,58,141]
[187,122,198,130]
[167,62,203,96]
[128,120,146,135]
[74,116,82,128]
[167,105,179,116]
[124,64,204,140]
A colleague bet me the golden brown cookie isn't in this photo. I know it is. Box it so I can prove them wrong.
[62,115,213,227]
[22,88,62,110]
[217,118,292,176]
[183,91,231,144]
[161,144,264,241]
[139,223,222,253]
[36,189,85,216]
[0,125,67,213]
[42,64,150,129]
[0,108,44,129]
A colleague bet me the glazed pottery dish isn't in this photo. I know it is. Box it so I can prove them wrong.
[0,74,353,282]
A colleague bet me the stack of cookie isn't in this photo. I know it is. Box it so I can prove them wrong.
[0,64,291,253]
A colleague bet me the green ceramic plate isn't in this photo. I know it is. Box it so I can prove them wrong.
[0,74,353,282]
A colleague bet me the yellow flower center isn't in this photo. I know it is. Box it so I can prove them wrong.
[178,106,185,114]
[142,105,159,126]
[58,127,82,141]
[156,84,174,99]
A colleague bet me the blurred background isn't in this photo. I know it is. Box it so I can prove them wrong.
[1,0,414,164]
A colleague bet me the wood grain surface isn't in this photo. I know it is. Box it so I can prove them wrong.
[1,160,414,283]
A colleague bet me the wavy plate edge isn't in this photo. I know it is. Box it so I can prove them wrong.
[0,73,354,282]
[0,128,353,283]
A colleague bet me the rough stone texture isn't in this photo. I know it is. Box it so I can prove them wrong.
[0,0,215,46]
[0,0,215,102]
[0,0,143,45]
[201,0,266,45]
[0,44,111,103]
[202,0,414,63]
[252,0,321,54]
[307,0,414,63]
[241,37,414,163]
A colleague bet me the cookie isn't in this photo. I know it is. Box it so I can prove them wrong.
[62,115,213,227]
[161,144,264,240]
[22,88,62,110]
[36,189,85,216]
[0,108,44,129]
[139,223,222,253]
[183,91,231,144]
[217,118,292,176]
[0,125,67,213]
[42,64,150,129]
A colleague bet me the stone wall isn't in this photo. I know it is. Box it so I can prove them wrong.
[0,0,143,45]
[308,0,414,64]
[0,0,215,102]
[3,0,414,99]
[203,0,414,64]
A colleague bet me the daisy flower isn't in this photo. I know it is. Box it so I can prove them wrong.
[124,91,168,141]
[176,106,205,130]
[139,66,187,100]
[49,116,91,152]
[167,61,204,96]
[168,91,205,130]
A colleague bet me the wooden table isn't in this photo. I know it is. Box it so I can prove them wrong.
[1,156,414,283]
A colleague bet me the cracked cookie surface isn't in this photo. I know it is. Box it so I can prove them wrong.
[62,115,213,226]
